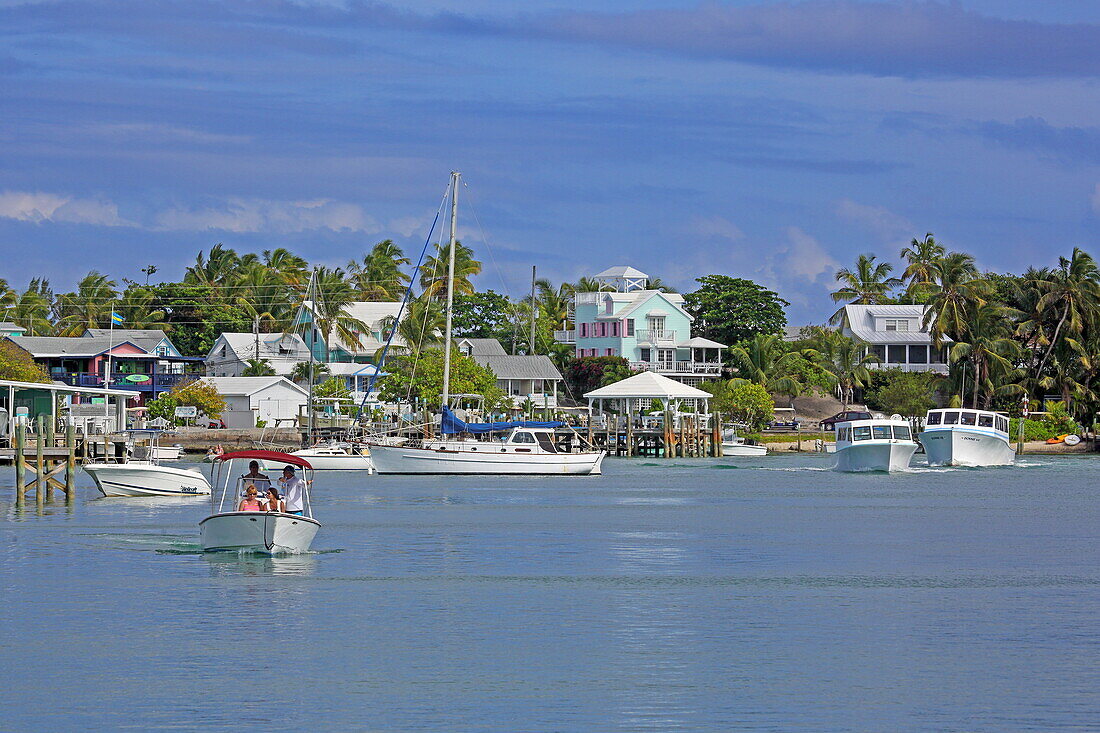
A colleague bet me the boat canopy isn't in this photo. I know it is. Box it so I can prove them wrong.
[214,450,314,470]
[441,406,563,435]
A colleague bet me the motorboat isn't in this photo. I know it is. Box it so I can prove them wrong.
[921,408,1015,467]
[200,450,320,554]
[262,442,374,472]
[151,444,184,460]
[721,428,767,456]
[368,412,605,475]
[834,417,918,472]
[84,431,210,497]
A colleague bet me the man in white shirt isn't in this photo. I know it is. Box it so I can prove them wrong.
[277,465,307,515]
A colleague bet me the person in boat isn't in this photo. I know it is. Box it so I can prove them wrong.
[277,465,309,516]
[241,460,271,490]
[264,486,285,513]
[237,484,263,512]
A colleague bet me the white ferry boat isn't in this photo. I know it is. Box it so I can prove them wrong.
[834,418,918,472]
[921,408,1014,467]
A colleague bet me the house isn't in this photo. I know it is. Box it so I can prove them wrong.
[0,322,27,338]
[554,266,725,386]
[205,332,311,377]
[839,304,949,373]
[457,337,564,408]
[295,301,407,363]
[199,376,308,429]
[325,362,386,405]
[7,331,200,403]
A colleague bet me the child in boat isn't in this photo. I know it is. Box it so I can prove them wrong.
[238,484,263,512]
[264,486,285,513]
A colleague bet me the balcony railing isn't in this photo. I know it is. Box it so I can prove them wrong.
[554,329,576,344]
[868,362,949,373]
[53,372,196,392]
[635,329,677,343]
[630,361,722,375]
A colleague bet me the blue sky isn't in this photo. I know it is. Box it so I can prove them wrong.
[1,0,1099,324]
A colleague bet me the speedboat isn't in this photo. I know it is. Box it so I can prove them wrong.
[921,408,1015,466]
[834,417,918,472]
[200,450,320,554]
[151,444,184,460]
[262,442,374,472]
[84,430,210,497]
[721,428,767,456]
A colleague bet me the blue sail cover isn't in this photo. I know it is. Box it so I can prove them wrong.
[440,406,563,434]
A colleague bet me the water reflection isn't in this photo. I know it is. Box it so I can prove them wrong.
[203,551,320,577]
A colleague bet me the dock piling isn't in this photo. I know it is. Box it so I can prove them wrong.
[65,421,76,502]
[14,421,25,506]
[35,416,45,506]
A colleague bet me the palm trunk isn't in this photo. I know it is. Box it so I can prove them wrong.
[1036,304,1068,377]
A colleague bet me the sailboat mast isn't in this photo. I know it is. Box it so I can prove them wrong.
[441,171,459,408]
[305,269,316,443]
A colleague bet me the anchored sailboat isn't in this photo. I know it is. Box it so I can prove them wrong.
[365,171,605,475]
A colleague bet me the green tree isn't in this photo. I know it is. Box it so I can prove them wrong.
[564,356,636,398]
[451,290,514,339]
[0,340,51,382]
[309,267,369,361]
[289,361,330,385]
[312,376,354,415]
[726,333,807,397]
[381,294,445,354]
[683,275,789,346]
[55,270,119,335]
[145,393,181,425]
[348,239,411,301]
[864,369,937,416]
[922,251,987,345]
[949,301,1025,409]
[9,279,56,336]
[241,358,276,377]
[726,382,775,431]
[804,327,878,406]
[420,241,482,300]
[830,254,901,323]
[378,347,506,407]
[899,233,945,303]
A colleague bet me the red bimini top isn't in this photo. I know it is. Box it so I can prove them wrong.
[214,450,313,470]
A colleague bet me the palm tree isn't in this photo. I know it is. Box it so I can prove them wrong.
[726,333,806,397]
[420,241,481,300]
[899,233,945,303]
[949,301,1024,409]
[645,277,677,293]
[922,252,988,346]
[184,244,241,293]
[805,327,878,407]
[10,279,55,335]
[380,295,444,354]
[535,279,573,330]
[55,271,119,335]
[349,239,411,301]
[236,261,296,332]
[115,286,168,329]
[262,248,309,290]
[308,267,369,362]
[241,358,276,377]
[289,361,330,385]
[572,276,612,293]
[829,254,901,323]
[1033,247,1100,376]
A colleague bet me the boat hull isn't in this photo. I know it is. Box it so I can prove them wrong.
[835,442,917,472]
[151,446,184,460]
[199,512,320,554]
[261,451,374,472]
[921,428,1015,467]
[368,443,605,475]
[721,442,768,456]
[84,463,212,497]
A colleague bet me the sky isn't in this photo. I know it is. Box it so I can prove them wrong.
[1,0,1099,324]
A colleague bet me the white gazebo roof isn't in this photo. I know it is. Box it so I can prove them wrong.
[594,265,649,280]
[584,371,711,400]
[677,337,727,349]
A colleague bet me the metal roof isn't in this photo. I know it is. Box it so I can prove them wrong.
[473,355,563,381]
[458,338,508,356]
[0,377,138,398]
[595,265,649,279]
[584,371,711,400]
[199,376,308,397]
[841,304,950,345]
[677,336,727,349]
[10,336,146,358]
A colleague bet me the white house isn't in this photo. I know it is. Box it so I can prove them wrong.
[200,376,308,429]
[205,333,311,377]
[296,301,408,362]
[457,338,564,407]
[839,304,949,373]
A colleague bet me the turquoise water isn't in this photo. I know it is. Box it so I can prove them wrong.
[2,455,1099,731]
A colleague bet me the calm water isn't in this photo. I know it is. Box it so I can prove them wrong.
[2,455,1099,731]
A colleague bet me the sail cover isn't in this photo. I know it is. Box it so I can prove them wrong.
[441,406,563,434]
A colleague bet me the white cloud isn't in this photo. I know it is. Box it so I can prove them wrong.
[835,198,914,241]
[153,198,382,234]
[688,215,744,242]
[0,190,135,227]
[781,226,840,282]
[88,123,251,145]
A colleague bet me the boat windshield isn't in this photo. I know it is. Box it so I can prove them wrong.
[943,411,960,425]
[978,414,994,428]
[852,426,872,441]
[535,433,558,453]
[926,411,942,425]
[893,425,912,440]
[511,431,536,444]
[837,426,850,441]
[996,416,1010,432]
[961,412,977,425]
[872,425,892,440]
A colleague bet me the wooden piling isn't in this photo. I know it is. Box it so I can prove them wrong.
[65,421,76,502]
[35,416,45,505]
[14,421,25,506]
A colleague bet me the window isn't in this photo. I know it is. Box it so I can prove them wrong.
[610,321,619,337]
[156,345,169,357]
[625,319,635,336]
[512,432,536,444]
[892,425,912,440]
[580,323,588,338]
[869,345,886,362]
[884,319,911,331]
[908,345,928,364]
[997,416,1009,432]
[872,425,892,440]
[605,349,615,357]
[944,411,960,425]
[605,299,613,315]
[961,412,977,426]
[887,345,907,363]
[852,426,871,441]
[640,348,651,362]
[977,414,994,428]
[927,412,942,425]
[647,316,665,337]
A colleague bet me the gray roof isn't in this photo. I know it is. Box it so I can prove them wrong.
[84,329,168,341]
[459,338,508,356]
[595,265,649,280]
[473,355,563,381]
[841,304,949,345]
[0,322,26,333]
[9,336,147,358]
[199,376,308,397]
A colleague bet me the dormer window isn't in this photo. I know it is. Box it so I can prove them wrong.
[604,297,614,315]
[883,319,911,332]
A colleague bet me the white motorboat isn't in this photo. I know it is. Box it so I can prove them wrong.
[720,428,767,456]
[151,444,184,460]
[85,430,211,497]
[369,421,605,475]
[200,450,320,554]
[834,418,918,472]
[921,408,1015,467]
[262,443,374,472]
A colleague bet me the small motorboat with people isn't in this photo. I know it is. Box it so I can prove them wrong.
[84,430,211,497]
[200,450,320,554]
[921,408,1015,467]
[261,441,374,472]
[720,426,767,456]
[833,416,918,472]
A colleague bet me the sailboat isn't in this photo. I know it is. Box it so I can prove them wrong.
[365,171,605,475]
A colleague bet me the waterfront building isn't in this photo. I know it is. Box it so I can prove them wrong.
[205,332,311,378]
[838,304,949,373]
[457,338,563,408]
[554,266,725,386]
[295,301,407,363]
[0,322,27,338]
[198,376,308,429]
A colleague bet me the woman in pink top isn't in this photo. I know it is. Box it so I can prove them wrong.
[237,484,263,512]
